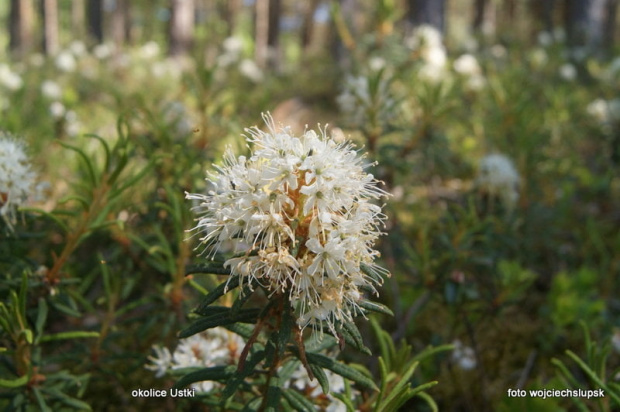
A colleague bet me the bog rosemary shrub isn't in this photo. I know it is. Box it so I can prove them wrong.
[178,114,403,409]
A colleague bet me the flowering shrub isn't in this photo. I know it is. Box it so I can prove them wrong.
[0,133,39,231]
[186,114,389,338]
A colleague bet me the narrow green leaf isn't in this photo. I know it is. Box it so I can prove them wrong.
[40,387,92,411]
[19,208,69,232]
[265,377,282,411]
[84,134,111,172]
[186,264,231,276]
[194,276,240,314]
[57,140,98,186]
[40,331,100,342]
[332,392,357,412]
[305,352,378,391]
[416,392,439,412]
[0,374,29,388]
[375,357,389,411]
[109,155,157,199]
[241,397,263,412]
[282,389,316,412]
[225,323,255,340]
[408,381,438,397]
[174,365,236,389]
[32,387,53,412]
[413,344,454,363]
[358,300,394,317]
[309,364,330,394]
[179,308,260,338]
[339,321,372,355]
[18,272,27,320]
[221,350,266,401]
[378,361,419,409]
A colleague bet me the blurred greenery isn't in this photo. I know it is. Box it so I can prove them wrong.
[1,1,620,410]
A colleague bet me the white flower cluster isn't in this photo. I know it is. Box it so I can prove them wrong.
[0,134,38,231]
[406,25,448,83]
[0,63,23,91]
[451,339,476,370]
[285,361,347,412]
[147,328,350,409]
[476,154,520,209]
[186,114,389,336]
[453,54,486,91]
[146,327,245,393]
[587,98,620,126]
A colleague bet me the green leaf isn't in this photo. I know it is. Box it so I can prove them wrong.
[339,321,372,355]
[416,391,439,412]
[309,364,330,394]
[32,387,53,412]
[265,377,282,411]
[221,350,266,402]
[186,263,231,276]
[305,352,378,391]
[358,300,394,317]
[194,276,240,314]
[174,365,236,389]
[0,374,29,388]
[40,387,92,411]
[241,397,263,412]
[378,361,419,410]
[179,308,260,338]
[282,389,316,412]
[40,331,100,342]
[58,140,98,186]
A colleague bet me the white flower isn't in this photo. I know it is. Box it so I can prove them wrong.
[49,101,66,119]
[0,134,39,231]
[284,359,348,410]
[69,40,87,57]
[453,54,481,76]
[239,59,264,82]
[587,98,620,124]
[223,36,244,55]
[476,154,520,209]
[138,41,161,59]
[0,64,23,91]
[55,51,77,72]
[559,63,577,81]
[537,31,553,47]
[406,24,443,51]
[93,43,114,60]
[186,114,389,338]
[146,327,245,392]
[452,340,477,370]
[41,80,62,100]
[529,48,548,68]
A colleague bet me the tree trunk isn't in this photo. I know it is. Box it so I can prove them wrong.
[9,0,36,56]
[267,0,281,68]
[88,0,104,44]
[603,0,618,51]
[72,0,85,40]
[255,0,269,67]
[111,0,131,47]
[301,0,320,50]
[169,0,195,56]
[565,0,606,49]
[224,0,242,36]
[407,0,446,32]
[41,0,59,55]
[472,0,496,35]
